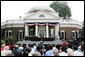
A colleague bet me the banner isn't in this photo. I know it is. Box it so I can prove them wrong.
[38,23,46,26]
[49,22,59,26]
[27,24,35,26]
[49,24,57,26]
[24,24,28,37]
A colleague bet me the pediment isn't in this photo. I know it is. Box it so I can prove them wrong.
[24,11,59,20]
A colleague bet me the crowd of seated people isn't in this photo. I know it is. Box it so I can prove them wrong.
[1,41,84,56]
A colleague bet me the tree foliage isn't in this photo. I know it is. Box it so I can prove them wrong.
[8,35,16,42]
[1,40,6,44]
[50,1,71,19]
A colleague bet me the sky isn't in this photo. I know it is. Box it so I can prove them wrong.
[1,1,84,23]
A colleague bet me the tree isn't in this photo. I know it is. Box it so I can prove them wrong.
[50,1,71,19]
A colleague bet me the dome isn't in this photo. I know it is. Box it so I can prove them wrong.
[29,5,55,12]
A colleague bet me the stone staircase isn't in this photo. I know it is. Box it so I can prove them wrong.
[16,40,63,45]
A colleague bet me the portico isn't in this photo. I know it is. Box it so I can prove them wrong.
[25,22,60,40]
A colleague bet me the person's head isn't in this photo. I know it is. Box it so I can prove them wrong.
[73,45,78,50]
[17,48,21,52]
[4,46,9,50]
[33,43,36,46]
[53,48,58,55]
[13,43,16,45]
[61,45,67,52]
[36,45,43,52]
[26,44,29,47]
[14,45,19,49]
[19,47,23,51]
[47,45,53,50]
[53,44,56,47]
[81,44,84,51]
[67,48,74,56]
[25,48,31,53]
[30,44,34,48]
[67,44,72,48]
[1,44,5,48]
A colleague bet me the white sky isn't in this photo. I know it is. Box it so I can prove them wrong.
[1,1,84,22]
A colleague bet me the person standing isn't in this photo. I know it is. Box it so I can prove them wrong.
[45,45,53,56]
[59,46,68,56]
[73,45,83,56]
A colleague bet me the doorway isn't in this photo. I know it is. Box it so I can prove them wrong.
[38,26,46,38]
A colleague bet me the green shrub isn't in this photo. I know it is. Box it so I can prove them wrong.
[1,40,6,44]
[8,36,15,41]
[8,36,16,44]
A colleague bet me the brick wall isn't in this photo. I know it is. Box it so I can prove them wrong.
[60,27,80,40]
[1,27,81,42]
[5,27,25,42]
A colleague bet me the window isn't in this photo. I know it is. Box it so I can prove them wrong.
[62,32,64,38]
[71,31,76,39]
[39,14,45,17]
[8,30,12,37]
[60,30,65,40]
[18,30,23,41]
[73,32,75,37]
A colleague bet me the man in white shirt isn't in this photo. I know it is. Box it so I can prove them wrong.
[73,45,83,56]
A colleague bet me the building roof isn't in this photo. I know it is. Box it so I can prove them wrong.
[1,6,83,29]
[29,5,55,12]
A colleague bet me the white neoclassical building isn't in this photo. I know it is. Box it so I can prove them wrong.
[1,6,83,42]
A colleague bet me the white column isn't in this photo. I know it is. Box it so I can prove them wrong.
[27,25,29,36]
[35,23,38,37]
[46,23,49,38]
[77,31,79,38]
[55,23,59,40]
[25,24,28,36]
